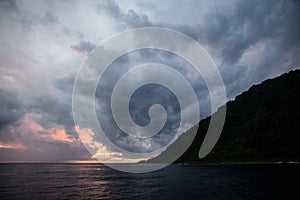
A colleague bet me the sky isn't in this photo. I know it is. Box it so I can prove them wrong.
[0,0,299,163]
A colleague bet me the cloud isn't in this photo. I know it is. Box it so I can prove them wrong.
[53,73,76,94]
[46,128,75,143]
[0,0,299,162]
[97,0,300,98]
[28,94,77,137]
[0,113,90,162]
[76,126,144,163]
[97,0,152,28]
[0,141,25,150]
[0,0,19,15]
[70,40,96,58]
[0,89,24,128]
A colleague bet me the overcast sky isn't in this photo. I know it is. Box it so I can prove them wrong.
[0,0,299,162]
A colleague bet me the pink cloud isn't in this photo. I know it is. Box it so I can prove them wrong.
[70,45,86,59]
[48,128,75,143]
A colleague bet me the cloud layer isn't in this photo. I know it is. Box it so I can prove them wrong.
[0,0,299,162]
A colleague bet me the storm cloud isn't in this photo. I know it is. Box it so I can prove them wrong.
[0,0,299,162]
[0,89,24,128]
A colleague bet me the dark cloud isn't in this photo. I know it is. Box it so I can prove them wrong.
[87,0,300,157]
[29,94,76,137]
[54,73,76,94]
[215,0,300,65]
[172,0,300,100]
[0,89,24,128]
[0,0,19,14]
[97,0,152,28]
[92,0,298,104]
[70,40,96,57]
[94,49,210,153]
[0,89,25,143]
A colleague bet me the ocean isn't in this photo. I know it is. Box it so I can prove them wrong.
[0,163,299,199]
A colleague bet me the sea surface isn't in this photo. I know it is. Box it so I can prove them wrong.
[0,163,299,199]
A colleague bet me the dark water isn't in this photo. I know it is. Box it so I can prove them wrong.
[0,163,299,199]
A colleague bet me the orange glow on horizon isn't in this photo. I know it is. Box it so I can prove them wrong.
[75,126,147,163]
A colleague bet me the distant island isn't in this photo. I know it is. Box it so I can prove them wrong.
[145,69,300,163]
